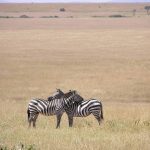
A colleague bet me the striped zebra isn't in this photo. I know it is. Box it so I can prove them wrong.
[64,97,104,127]
[27,90,83,128]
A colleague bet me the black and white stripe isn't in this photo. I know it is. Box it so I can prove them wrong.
[65,98,104,127]
[27,90,80,128]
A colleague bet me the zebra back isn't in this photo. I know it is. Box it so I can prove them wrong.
[28,98,63,116]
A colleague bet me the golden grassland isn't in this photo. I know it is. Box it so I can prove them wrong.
[0,29,150,150]
[0,3,150,150]
[0,30,150,102]
[0,100,150,150]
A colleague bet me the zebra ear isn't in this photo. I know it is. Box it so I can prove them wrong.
[56,88,60,92]
[74,90,77,94]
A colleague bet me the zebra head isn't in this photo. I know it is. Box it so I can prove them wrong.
[48,89,64,101]
[53,89,64,99]
[69,90,84,104]
[63,90,84,107]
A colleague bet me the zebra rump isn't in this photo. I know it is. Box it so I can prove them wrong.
[65,98,104,127]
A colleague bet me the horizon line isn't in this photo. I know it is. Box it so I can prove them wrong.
[0,2,150,4]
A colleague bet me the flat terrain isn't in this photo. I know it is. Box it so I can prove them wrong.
[0,3,150,30]
[0,3,150,150]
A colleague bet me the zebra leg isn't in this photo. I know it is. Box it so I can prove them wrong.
[33,114,39,128]
[27,109,32,128]
[92,112,101,125]
[56,113,63,129]
[68,115,74,127]
[28,115,33,128]
[28,119,32,128]
[97,116,101,125]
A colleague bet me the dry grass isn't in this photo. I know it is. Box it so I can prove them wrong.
[0,100,150,150]
[0,3,150,150]
[0,30,150,102]
[0,29,150,150]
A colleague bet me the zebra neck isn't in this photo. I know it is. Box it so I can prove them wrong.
[64,94,75,107]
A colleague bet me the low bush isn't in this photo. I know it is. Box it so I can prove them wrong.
[0,143,37,150]
[0,16,14,18]
[60,8,66,12]
[20,15,31,18]
[41,16,59,18]
[92,15,105,18]
[109,14,126,18]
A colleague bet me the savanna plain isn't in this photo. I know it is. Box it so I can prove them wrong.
[0,3,150,150]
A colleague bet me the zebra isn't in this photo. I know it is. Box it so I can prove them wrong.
[64,97,104,127]
[47,89,64,101]
[27,90,83,128]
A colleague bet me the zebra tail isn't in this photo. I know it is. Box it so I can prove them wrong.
[27,108,30,121]
[101,103,104,120]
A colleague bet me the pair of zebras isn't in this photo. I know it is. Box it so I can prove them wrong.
[27,89,103,128]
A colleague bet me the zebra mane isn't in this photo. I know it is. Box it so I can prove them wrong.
[63,90,84,103]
